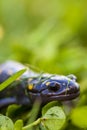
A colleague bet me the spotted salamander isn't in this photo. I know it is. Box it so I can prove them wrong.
[0,61,80,108]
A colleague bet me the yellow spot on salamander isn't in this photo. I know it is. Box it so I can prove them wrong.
[28,84,33,90]
[46,82,50,86]
[16,77,20,81]
[28,78,33,82]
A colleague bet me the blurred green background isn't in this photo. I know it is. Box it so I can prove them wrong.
[0,0,87,89]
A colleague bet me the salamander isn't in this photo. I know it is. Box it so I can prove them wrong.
[0,61,80,108]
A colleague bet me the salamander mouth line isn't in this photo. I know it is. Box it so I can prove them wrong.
[45,91,80,101]
[48,91,80,97]
[29,89,80,97]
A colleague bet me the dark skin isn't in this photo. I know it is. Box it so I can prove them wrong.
[0,61,80,108]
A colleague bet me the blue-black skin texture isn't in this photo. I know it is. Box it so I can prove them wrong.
[0,61,80,108]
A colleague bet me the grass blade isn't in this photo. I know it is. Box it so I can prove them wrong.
[0,69,26,91]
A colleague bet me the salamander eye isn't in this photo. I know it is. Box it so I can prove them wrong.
[47,82,61,91]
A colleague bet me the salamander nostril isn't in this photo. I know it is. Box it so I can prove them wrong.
[48,82,60,91]
[68,84,79,94]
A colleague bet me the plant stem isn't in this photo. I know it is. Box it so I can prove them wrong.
[22,118,41,130]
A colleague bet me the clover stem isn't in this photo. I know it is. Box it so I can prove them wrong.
[22,118,41,130]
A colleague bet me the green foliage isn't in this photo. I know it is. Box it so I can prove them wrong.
[14,120,23,130]
[42,101,62,116]
[6,104,21,119]
[0,114,14,130]
[41,106,66,130]
[0,102,66,130]
[71,106,87,128]
[22,102,66,130]
[0,0,87,78]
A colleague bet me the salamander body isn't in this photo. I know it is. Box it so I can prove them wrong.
[0,61,80,108]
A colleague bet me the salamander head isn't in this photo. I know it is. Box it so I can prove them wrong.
[27,74,80,104]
